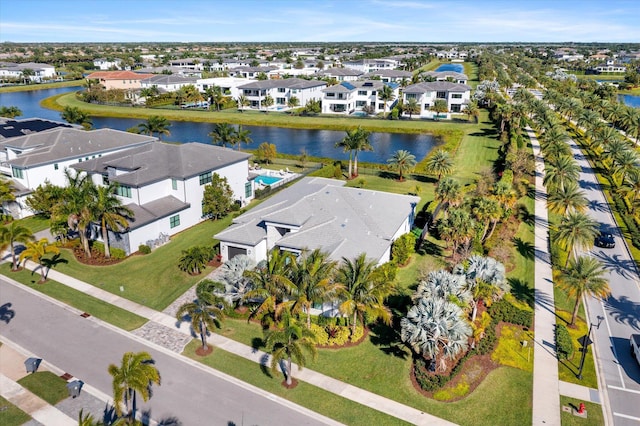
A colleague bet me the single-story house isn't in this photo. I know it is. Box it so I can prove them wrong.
[215,177,419,265]
[402,81,471,117]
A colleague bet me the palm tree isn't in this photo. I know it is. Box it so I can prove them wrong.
[262,95,274,112]
[236,95,249,112]
[437,207,477,258]
[19,238,59,282]
[387,150,416,182]
[378,84,395,118]
[233,125,252,151]
[335,129,358,179]
[61,106,92,130]
[205,85,225,111]
[287,96,300,110]
[464,102,480,123]
[471,197,501,242]
[432,177,462,221]
[264,314,317,387]
[216,255,256,308]
[178,246,210,275]
[414,269,472,307]
[0,106,22,118]
[176,290,226,352]
[612,148,638,188]
[622,170,640,214]
[54,170,95,257]
[94,184,133,259]
[543,155,580,192]
[0,222,34,271]
[620,107,640,142]
[403,98,420,118]
[400,298,471,372]
[108,351,161,420]
[209,122,235,148]
[459,255,508,321]
[553,211,599,267]
[288,249,340,329]
[559,256,610,326]
[351,127,372,177]
[430,99,448,119]
[336,253,395,335]
[547,181,588,216]
[577,109,600,131]
[425,149,454,183]
[138,115,170,140]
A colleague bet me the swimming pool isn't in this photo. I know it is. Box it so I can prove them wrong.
[435,63,464,73]
[255,175,283,185]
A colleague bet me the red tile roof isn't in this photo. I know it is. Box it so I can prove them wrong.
[86,71,154,80]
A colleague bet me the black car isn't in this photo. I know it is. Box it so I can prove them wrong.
[595,231,615,248]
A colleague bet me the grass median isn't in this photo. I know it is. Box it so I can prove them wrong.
[0,396,31,425]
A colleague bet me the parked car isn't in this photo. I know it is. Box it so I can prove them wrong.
[631,334,640,366]
[595,230,615,248]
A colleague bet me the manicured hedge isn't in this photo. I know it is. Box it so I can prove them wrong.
[555,324,574,360]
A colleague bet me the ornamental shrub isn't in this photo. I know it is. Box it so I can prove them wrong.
[556,324,574,360]
[110,248,126,259]
[138,244,151,254]
[490,299,533,328]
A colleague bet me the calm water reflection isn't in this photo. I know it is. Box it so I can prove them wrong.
[0,87,440,163]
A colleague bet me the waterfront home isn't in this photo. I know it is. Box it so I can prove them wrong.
[237,78,326,110]
[73,142,252,255]
[342,58,401,73]
[421,71,469,84]
[85,71,154,90]
[321,80,399,115]
[93,58,123,70]
[215,177,419,265]
[364,69,412,84]
[0,62,57,83]
[402,81,471,117]
[140,74,200,93]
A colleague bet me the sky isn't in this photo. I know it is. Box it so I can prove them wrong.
[1,0,639,43]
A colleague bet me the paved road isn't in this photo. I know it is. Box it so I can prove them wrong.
[569,138,640,425]
[0,279,337,426]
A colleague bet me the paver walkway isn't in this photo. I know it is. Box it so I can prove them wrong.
[9,259,455,426]
[528,127,562,426]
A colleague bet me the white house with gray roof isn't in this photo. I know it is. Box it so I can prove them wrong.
[0,62,57,83]
[421,71,468,84]
[321,81,399,115]
[73,142,253,255]
[238,78,326,110]
[316,68,363,81]
[364,69,412,83]
[140,74,200,93]
[402,81,471,117]
[1,127,156,218]
[215,177,419,265]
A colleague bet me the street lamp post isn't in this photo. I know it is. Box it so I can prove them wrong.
[577,315,604,380]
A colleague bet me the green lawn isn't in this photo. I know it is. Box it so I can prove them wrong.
[452,111,502,185]
[183,341,411,426]
[17,371,68,405]
[14,214,51,233]
[50,217,235,310]
[0,80,82,93]
[560,396,604,426]
[0,264,147,331]
[0,396,31,426]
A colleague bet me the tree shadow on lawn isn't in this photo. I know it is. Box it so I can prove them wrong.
[417,239,443,257]
[509,278,535,309]
[515,204,535,226]
[468,127,498,138]
[368,323,410,360]
[513,237,535,261]
[251,337,265,352]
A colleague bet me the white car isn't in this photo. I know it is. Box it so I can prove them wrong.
[631,334,640,366]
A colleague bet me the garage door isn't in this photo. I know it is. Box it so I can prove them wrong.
[228,246,247,260]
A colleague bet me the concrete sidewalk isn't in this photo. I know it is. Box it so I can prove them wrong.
[528,127,562,426]
[11,259,456,426]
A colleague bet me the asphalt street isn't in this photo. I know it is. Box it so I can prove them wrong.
[569,138,640,425]
[0,279,336,426]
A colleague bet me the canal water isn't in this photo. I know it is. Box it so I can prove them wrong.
[619,94,640,109]
[0,87,440,164]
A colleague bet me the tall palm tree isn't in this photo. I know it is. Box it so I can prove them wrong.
[236,95,249,112]
[620,107,640,142]
[471,197,501,242]
[351,127,372,177]
[387,150,416,182]
[400,298,471,372]
[543,155,580,192]
[437,207,477,257]
[378,84,395,118]
[108,351,161,420]
[425,149,454,183]
[432,177,462,221]
[335,129,358,179]
[209,122,235,148]
[403,98,420,118]
[176,291,226,352]
[0,222,34,271]
[19,238,59,282]
[264,314,317,387]
[233,125,252,151]
[288,249,340,329]
[547,181,588,216]
[205,85,225,111]
[138,115,170,140]
[553,211,599,267]
[336,253,395,335]
[612,148,639,188]
[622,170,640,214]
[94,184,133,259]
[55,171,95,257]
[559,256,610,326]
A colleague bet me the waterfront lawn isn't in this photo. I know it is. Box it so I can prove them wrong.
[0,396,31,425]
[183,341,411,426]
[17,371,68,405]
[0,80,82,93]
[452,111,502,185]
[49,216,234,310]
[0,264,147,331]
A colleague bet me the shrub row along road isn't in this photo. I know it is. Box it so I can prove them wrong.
[568,136,640,425]
[0,278,338,426]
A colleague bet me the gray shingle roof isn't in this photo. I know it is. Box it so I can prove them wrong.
[73,142,250,187]
[238,78,326,90]
[141,75,199,85]
[364,69,412,78]
[317,68,363,77]
[215,177,419,263]
[403,81,471,94]
[423,71,468,80]
[4,128,157,168]
[125,196,190,230]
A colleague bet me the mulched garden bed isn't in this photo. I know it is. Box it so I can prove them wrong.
[71,247,123,266]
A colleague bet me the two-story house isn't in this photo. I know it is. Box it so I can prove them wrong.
[85,71,155,90]
[364,69,412,84]
[402,81,471,117]
[237,78,326,110]
[321,80,399,115]
[316,68,364,82]
[140,74,200,93]
[421,71,469,84]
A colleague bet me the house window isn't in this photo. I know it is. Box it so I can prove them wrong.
[356,100,366,107]
[172,178,178,190]
[116,185,132,198]
[405,93,417,99]
[378,103,384,109]
[103,175,109,185]
[451,93,462,99]
[358,90,367,96]
[245,181,252,198]
[371,91,376,95]
[170,214,180,228]
[12,167,23,179]
[54,163,59,170]
[424,103,430,109]
[326,92,335,97]
[199,172,212,185]
[451,104,461,112]
[278,88,286,93]
[276,97,286,105]
[436,91,446,99]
